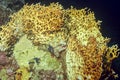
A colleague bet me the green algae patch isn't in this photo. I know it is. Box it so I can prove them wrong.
[0,69,8,80]
[13,35,61,71]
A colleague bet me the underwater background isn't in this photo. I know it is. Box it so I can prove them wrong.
[0,0,120,80]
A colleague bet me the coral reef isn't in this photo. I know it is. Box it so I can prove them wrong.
[64,7,111,80]
[100,45,120,79]
[0,3,119,80]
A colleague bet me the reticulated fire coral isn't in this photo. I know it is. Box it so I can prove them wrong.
[0,3,119,80]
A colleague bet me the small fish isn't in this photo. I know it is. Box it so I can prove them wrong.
[33,57,40,65]
[48,44,54,54]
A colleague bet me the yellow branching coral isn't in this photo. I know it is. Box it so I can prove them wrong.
[65,8,105,46]
[103,45,120,72]
[0,25,15,51]
[66,36,106,80]
[65,8,108,80]
[0,3,119,80]
[66,36,85,80]
[10,3,66,46]
[105,45,120,62]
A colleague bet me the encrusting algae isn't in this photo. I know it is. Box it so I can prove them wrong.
[0,3,119,80]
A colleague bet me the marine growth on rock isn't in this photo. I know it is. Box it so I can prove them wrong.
[0,3,119,80]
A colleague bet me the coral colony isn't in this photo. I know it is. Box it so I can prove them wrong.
[0,3,119,80]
